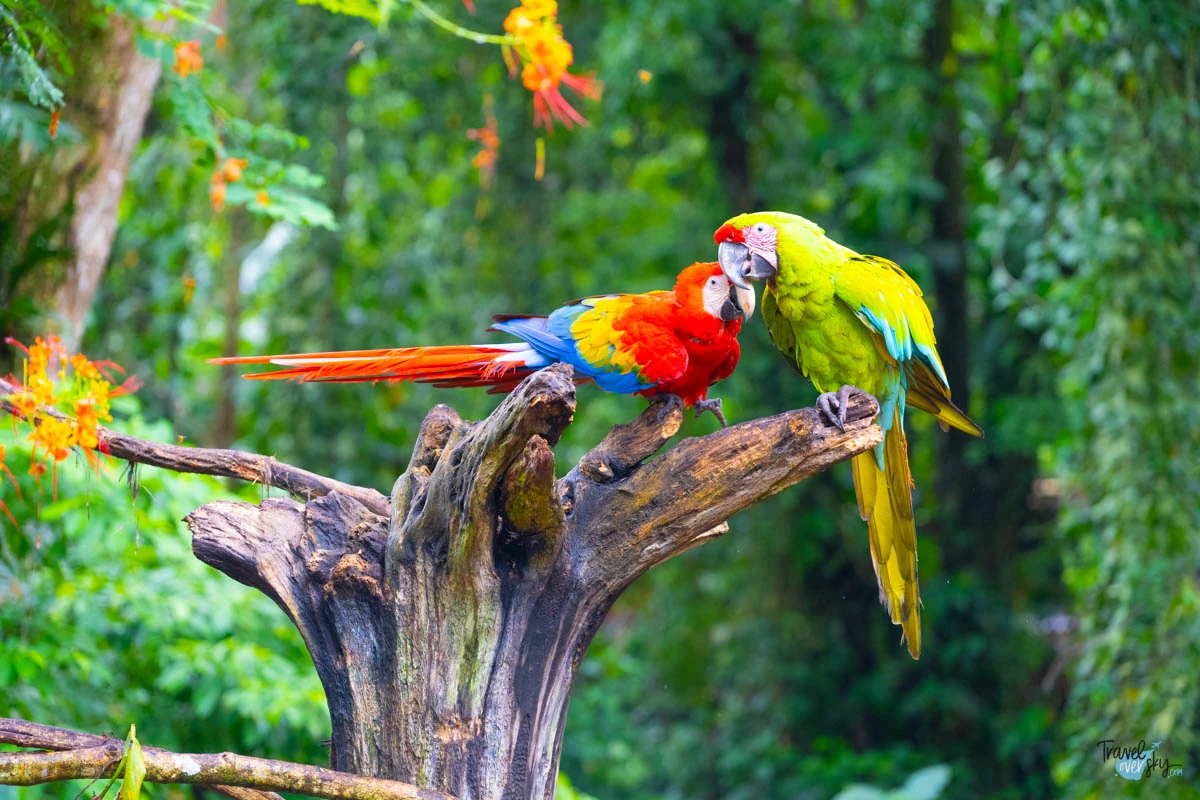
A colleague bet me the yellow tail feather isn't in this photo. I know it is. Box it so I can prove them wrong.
[852,424,921,659]
[906,364,984,438]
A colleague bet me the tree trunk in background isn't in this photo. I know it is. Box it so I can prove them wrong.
[54,16,165,350]
[706,25,759,212]
[922,0,971,519]
[187,368,882,800]
[5,13,165,350]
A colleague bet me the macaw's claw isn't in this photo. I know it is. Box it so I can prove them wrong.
[817,385,874,432]
[651,393,686,425]
[694,397,728,427]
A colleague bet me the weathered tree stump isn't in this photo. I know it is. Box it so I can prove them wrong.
[186,364,881,800]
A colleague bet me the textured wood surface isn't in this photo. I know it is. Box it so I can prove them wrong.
[185,364,881,800]
[0,718,450,800]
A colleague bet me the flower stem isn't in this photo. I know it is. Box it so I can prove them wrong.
[404,0,515,45]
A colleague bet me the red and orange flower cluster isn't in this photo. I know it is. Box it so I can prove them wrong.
[210,156,248,212]
[1,337,140,514]
[174,40,204,78]
[467,96,501,188]
[502,0,601,131]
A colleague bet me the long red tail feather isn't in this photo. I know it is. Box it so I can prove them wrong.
[211,345,537,389]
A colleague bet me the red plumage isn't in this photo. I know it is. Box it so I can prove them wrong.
[211,262,746,411]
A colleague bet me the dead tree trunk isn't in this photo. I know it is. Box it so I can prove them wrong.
[185,364,880,800]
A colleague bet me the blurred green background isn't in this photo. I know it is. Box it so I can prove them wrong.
[2,1,1198,798]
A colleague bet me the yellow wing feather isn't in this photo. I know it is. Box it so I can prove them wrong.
[569,295,647,373]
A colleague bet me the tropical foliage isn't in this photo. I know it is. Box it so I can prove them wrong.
[2,0,1198,798]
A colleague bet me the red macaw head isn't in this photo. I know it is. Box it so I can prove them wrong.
[674,261,756,324]
[713,213,782,289]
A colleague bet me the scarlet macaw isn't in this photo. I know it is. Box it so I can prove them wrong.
[715,212,983,658]
[212,262,755,424]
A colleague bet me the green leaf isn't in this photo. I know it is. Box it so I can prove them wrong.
[831,787,889,800]
[224,184,337,230]
[899,765,951,800]
[119,725,146,800]
[0,1,71,108]
[296,0,380,23]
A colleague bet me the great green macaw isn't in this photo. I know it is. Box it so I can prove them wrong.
[716,212,983,658]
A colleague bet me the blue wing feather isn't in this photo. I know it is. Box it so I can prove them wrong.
[493,300,659,395]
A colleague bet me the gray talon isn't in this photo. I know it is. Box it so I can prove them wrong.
[652,393,685,424]
[694,397,728,427]
[817,385,872,431]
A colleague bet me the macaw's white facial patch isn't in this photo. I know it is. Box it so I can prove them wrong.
[702,273,733,319]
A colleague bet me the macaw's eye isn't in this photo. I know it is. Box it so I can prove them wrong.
[756,225,765,233]
[708,277,719,286]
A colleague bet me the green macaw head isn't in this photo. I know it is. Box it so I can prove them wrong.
[714,211,826,289]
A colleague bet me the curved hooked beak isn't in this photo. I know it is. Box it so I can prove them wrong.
[718,240,778,289]
[720,283,757,322]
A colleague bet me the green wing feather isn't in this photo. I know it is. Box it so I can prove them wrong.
[833,255,982,437]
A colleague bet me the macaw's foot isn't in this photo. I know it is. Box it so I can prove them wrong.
[817,385,874,432]
[650,392,686,425]
[694,397,728,427]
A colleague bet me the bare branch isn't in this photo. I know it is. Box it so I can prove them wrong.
[568,391,882,584]
[0,724,454,800]
[0,718,105,750]
[0,379,388,516]
[0,719,281,800]
[577,396,684,482]
[187,498,313,616]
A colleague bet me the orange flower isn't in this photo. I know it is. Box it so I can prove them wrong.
[174,40,203,78]
[73,398,99,450]
[27,336,61,378]
[70,353,100,380]
[256,190,270,206]
[5,337,138,490]
[503,4,541,36]
[472,148,498,170]
[215,33,228,51]
[27,373,55,406]
[87,380,114,422]
[49,109,60,138]
[223,157,248,183]
[520,0,557,19]
[210,181,227,212]
[29,416,73,462]
[502,1,600,131]
[467,96,501,189]
[9,392,38,420]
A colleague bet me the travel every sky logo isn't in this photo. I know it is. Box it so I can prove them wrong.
[1097,739,1185,780]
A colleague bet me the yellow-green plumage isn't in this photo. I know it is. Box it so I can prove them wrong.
[727,211,983,659]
